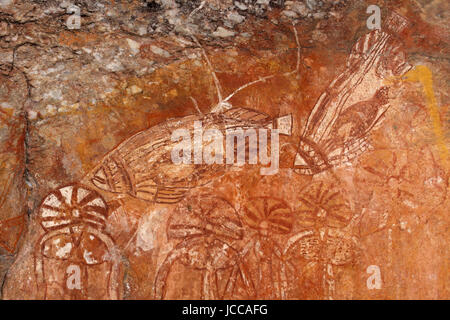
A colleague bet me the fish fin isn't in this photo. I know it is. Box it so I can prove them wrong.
[133,179,158,202]
[222,107,272,124]
[273,114,292,136]
[328,136,372,166]
[155,186,190,204]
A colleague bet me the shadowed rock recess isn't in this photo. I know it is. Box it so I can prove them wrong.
[0,0,448,300]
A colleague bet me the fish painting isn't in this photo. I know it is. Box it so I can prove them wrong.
[85,107,292,204]
[294,11,412,175]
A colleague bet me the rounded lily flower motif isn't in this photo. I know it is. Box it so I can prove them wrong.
[241,197,293,237]
[167,193,244,242]
[38,184,108,232]
[296,181,352,229]
[35,184,120,300]
[155,193,244,299]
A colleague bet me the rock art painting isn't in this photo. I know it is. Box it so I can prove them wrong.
[34,184,120,299]
[0,0,448,300]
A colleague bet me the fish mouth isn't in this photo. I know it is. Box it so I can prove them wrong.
[91,167,109,192]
